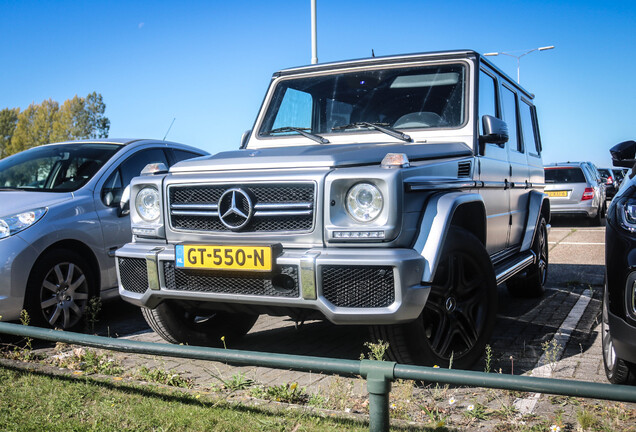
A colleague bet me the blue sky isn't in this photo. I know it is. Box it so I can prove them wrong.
[2,0,635,168]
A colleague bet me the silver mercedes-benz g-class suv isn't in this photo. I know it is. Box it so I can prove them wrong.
[116,50,549,368]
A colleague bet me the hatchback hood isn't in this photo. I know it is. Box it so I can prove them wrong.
[0,191,73,217]
[170,142,473,173]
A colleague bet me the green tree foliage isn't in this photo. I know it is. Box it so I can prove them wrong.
[3,92,110,157]
[0,108,19,159]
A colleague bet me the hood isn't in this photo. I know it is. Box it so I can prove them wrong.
[0,191,74,217]
[170,142,473,173]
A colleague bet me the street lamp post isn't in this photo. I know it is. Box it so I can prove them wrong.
[483,46,554,83]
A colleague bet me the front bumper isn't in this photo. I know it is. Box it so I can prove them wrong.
[608,311,636,364]
[0,234,39,322]
[116,242,429,325]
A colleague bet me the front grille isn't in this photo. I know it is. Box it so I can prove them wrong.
[118,258,148,294]
[168,183,315,233]
[163,262,300,298]
[321,265,395,308]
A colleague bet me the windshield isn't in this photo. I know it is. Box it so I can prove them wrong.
[0,143,121,192]
[259,63,466,139]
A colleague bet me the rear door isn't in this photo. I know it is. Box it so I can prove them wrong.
[500,84,529,247]
[477,68,510,254]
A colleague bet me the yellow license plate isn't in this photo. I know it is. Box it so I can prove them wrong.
[547,190,568,197]
[176,245,273,271]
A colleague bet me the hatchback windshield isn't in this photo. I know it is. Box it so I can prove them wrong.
[0,143,121,192]
[258,63,466,139]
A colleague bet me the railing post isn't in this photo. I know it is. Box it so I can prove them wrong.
[360,360,396,432]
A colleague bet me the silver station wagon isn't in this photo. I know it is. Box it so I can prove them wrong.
[116,50,550,368]
[544,162,605,225]
[0,139,207,330]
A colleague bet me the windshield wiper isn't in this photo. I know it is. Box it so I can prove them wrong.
[332,122,412,142]
[268,127,330,144]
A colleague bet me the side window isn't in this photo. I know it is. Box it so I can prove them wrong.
[501,85,521,152]
[519,99,539,155]
[120,148,169,186]
[172,149,203,163]
[271,88,313,131]
[100,148,169,207]
[478,70,498,136]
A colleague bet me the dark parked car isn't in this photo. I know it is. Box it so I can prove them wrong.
[603,140,636,384]
[599,167,620,198]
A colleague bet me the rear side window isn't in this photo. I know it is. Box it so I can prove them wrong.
[545,168,586,183]
[520,100,539,155]
[501,86,521,152]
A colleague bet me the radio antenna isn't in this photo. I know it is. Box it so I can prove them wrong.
[163,118,176,140]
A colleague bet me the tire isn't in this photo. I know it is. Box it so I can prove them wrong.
[371,227,498,369]
[25,249,96,330]
[507,216,548,298]
[591,206,603,226]
[141,301,258,347]
[602,286,636,385]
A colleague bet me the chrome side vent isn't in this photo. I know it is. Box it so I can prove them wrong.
[457,161,472,178]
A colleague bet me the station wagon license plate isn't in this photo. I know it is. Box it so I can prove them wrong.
[547,190,568,198]
[176,245,273,271]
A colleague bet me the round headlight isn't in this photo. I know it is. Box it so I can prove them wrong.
[136,187,160,222]
[346,183,383,222]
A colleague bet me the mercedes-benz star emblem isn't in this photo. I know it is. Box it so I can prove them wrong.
[218,188,253,230]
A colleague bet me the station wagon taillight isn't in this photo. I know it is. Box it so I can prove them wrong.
[582,187,595,201]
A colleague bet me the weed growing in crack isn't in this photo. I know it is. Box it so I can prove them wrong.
[361,340,389,361]
[85,297,102,333]
[542,338,561,373]
[484,344,493,373]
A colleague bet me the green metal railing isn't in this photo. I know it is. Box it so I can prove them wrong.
[1,321,635,432]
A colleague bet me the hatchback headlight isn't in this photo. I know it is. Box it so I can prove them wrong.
[0,208,47,239]
[135,187,161,222]
[346,183,383,222]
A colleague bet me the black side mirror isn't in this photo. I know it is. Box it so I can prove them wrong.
[610,140,636,168]
[479,115,509,153]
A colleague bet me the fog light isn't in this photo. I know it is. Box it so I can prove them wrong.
[333,230,385,239]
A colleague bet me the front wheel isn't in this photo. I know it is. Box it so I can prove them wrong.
[142,301,258,347]
[25,249,96,330]
[372,227,498,369]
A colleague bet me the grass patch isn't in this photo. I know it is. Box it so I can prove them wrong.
[0,365,376,432]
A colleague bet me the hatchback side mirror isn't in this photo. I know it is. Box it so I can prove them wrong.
[610,140,636,168]
[118,185,131,217]
[479,115,509,154]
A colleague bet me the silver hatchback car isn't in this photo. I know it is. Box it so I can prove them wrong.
[0,139,207,329]
[544,162,605,225]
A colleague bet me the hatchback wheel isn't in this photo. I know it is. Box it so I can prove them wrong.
[25,249,95,330]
